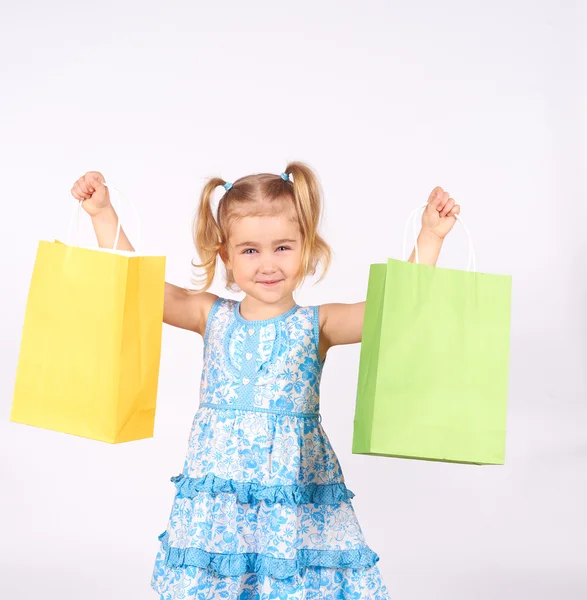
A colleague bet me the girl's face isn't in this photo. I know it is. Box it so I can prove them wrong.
[225,214,302,304]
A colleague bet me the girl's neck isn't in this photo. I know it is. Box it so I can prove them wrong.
[238,295,297,322]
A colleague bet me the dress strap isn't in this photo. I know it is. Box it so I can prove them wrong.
[204,297,237,346]
[311,305,325,365]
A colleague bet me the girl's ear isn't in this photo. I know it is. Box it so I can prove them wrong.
[219,244,232,270]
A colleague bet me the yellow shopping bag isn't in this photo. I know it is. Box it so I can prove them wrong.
[11,190,166,443]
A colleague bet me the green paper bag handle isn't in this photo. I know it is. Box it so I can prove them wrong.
[67,182,142,252]
[402,204,476,272]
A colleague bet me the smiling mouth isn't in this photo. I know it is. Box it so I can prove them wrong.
[258,280,283,285]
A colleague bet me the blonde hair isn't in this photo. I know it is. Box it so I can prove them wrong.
[190,161,332,293]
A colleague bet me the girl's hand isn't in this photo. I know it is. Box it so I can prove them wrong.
[70,171,111,218]
[421,186,460,240]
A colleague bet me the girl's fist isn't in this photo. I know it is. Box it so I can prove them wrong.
[71,172,111,217]
[421,186,460,239]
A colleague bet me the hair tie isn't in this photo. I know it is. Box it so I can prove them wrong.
[223,182,233,191]
[280,172,290,181]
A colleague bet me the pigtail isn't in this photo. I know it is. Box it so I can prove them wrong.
[284,162,332,285]
[190,177,226,292]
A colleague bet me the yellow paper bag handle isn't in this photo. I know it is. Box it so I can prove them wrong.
[67,182,142,252]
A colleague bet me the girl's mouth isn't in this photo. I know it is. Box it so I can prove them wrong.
[258,280,282,287]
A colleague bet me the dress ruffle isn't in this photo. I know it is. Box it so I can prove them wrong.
[158,531,379,580]
[171,473,355,505]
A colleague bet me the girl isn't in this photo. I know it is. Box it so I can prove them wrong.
[71,162,459,599]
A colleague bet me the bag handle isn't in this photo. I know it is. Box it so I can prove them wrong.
[402,204,476,272]
[67,182,141,252]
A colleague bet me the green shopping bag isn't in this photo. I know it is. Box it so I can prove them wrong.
[352,209,512,465]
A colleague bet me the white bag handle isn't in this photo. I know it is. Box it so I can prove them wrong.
[402,204,476,272]
[67,182,141,252]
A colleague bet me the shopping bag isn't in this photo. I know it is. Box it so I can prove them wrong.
[353,207,512,464]
[11,185,166,443]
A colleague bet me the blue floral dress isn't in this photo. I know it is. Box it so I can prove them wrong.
[151,297,390,599]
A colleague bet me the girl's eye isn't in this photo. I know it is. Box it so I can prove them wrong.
[242,247,290,254]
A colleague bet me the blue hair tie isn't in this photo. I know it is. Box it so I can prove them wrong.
[223,182,233,191]
[280,172,290,181]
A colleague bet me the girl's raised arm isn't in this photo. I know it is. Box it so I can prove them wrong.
[163,284,218,335]
[319,185,460,357]
[72,172,218,336]
[319,302,366,356]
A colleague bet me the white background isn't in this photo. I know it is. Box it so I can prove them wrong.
[1,1,586,598]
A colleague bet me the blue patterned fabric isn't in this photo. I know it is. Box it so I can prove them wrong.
[151,298,390,598]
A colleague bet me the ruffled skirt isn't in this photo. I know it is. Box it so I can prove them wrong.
[151,406,390,599]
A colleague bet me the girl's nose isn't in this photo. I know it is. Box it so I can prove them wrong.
[259,258,278,273]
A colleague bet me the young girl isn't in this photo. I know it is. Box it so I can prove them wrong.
[71,162,459,599]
